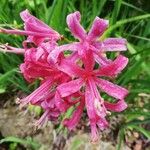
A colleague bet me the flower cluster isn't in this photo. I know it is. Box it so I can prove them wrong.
[0,10,129,142]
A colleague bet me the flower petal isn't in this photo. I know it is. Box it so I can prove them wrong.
[104,100,127,112]
[93,52,112,66]
[48,43,79,64]
[0,44,24,54]
[54,91,71,112]
[95,55,128,77]
[20,9,60,38]
[102,38,127,51]
[35,110,50,128]
[85,82,97,120]
[67,11,86,41]
[63,99,84,130]
[88,78,107,117]
[20,78,53,107]
[0,28,56,37]
[96,78,128,99]
[66,52,79,62]
[90,122,99,143]
[57,78,84,97]
[88,17,109,41]
[82,50,95,72]
[57,59,84,77]
[97,118,108,130]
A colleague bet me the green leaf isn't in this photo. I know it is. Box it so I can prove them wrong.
[0,87,6,93]
[117,128,125,150]
[102,14,150,38]
[48,0,67,32]
[111,0,123,25]
[0,136,40,150]
[121,1,146,13]
[117,58,143,85]
[0,68,17,84]
[128,125,150,139]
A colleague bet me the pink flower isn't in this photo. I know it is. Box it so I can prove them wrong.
[55,53,128,142]
[49,11,127,66]
[19,71,71,127]
[0,44,24,54]
[20,41,60,82]
[20,78,60,127]
[0,10,129,142]
[0,10,61,46]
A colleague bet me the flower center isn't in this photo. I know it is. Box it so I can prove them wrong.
[82,70,95,80]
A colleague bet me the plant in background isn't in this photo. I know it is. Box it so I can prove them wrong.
[0,10,129,142]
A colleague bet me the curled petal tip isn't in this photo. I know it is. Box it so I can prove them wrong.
[95,16,109,26]
[67,11,86,40]
[74,11,81,20]
[87,17,109,41]
[68,11,81,20]
[20,9,30,20]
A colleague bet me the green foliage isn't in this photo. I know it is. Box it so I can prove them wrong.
[0,136,40,150]
[0,0,150,149]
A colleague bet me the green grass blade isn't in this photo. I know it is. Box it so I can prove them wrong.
[128,125,150,139]
[122,1,146,13]
[111,0,122,25]
[0,136,40,150]
[102,14,150,38]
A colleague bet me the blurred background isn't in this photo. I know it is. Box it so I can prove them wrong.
[0,0,150,149]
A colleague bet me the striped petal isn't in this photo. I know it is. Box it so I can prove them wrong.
[57,59,84,77]
[102,38,127,51]
[88,17,109,41]
[20,78,53,107]
[96,78,128,100]
[57,78,84,97]
[20,9,60,38]
[67,11,86,41]
[104,100,127,112]
[63,99,84,130]
[48,43,79,64]
[95,55,128,77]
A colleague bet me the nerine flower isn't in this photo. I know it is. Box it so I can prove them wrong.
[0,10,67,125]
[20,42,59,82]
[0,10,61,46]
[55,52,128,141]
[49,11,127,67]
[0,10,129,142]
